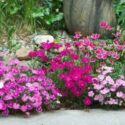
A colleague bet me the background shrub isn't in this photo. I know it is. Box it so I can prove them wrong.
[114,0,125,31]
[0,0,64,35]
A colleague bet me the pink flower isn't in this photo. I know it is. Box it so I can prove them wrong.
[22,94,29,102]
[106,25,112,30]
[70,53,79,60]
[74,32,82,39]
[21,66,29,71]
[0,100,6,110]
[82,57,90,63]
[116,79,125,87]
[21,105,27,112]
[88,91,94,97]
[117,92,124,98]
[91,33,100,40]
[101,80,107,85]
[98,75,105,81]
[110,85,117,92]
[101,66,113,75]
[13,103,20,109]
[83,97,91,106]
[107,98,118,105]
[4,94,13,100]
[99,21,112,30]
[94,84,103,90]
[100,88,109,94]
[71,88,82,97]
[9,59,20,65]
[78,80,86,89]
[95,48,108,59]
[119,75,125,79]
[114,32,121,38]
[28,51,37,57]
[113,38,119,45]
[0,59,61,116]
[94,95,104,102]
[99,21,109,29]
[99,40,106,46]
[105,76,114,85]
[110,51,120,59]
[41,42,62,50]
[102,66,113,71]
[65,81,74,89]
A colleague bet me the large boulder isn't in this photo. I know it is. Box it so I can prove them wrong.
[63,0,116,36]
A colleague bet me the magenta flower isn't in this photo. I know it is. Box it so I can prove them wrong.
[82,57,90,63]
[0,100,6,110]
[83,97,91,106]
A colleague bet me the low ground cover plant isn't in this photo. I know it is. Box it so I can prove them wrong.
[88,65,125,108]
[28,21,125,108]
[1,21,125,117]
[0,59,61,117]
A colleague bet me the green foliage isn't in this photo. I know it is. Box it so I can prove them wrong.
[0,0,64,34]
[114,0,125,31]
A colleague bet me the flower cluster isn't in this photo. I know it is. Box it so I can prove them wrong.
[99,21,112,30]
[28,21,125,108]
[29,40,94,106]
[88,66,125,106]
[0,59,60,116]
[48,43,94,106]
[58,60,93,98]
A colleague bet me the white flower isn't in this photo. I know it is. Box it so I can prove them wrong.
[56,100,60,104]
[57,93,62,97]
[0,81,4,89]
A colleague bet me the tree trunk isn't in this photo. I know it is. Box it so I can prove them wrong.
[63,0,116,36]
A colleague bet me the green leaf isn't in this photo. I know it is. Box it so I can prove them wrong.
[120,0,125,4]
[32,8,44,18]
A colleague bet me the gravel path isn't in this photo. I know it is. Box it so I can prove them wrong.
[0,109,125,125]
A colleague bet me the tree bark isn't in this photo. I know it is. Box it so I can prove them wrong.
[63,0,116,36]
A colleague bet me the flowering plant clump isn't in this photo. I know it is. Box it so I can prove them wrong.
[0,59,61,117]
[29,37,94,106]
[88,65,125,107]
[28,21,125,108]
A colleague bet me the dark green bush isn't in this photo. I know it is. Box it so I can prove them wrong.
[114,0,125,31]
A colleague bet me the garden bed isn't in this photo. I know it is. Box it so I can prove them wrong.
[1,21,125,117]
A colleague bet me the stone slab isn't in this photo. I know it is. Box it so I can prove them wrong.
[0,109,125,125]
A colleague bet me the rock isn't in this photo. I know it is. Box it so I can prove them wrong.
[54,30,73,43]
[0,50,10,61]
[0,52,4,61]
[16,48,31,60]
[33,35,54,45]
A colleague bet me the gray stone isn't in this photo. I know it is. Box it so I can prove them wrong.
[33,35,54,45]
